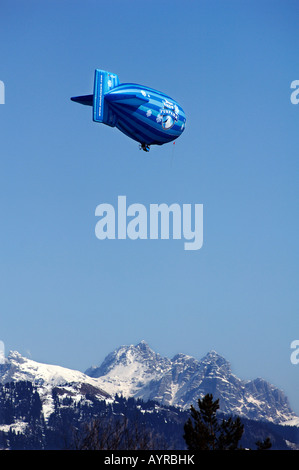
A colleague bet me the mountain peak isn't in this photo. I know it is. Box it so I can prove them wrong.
[201,349,227,361]
[135,340,151,352]
[137,339,149,346]
[7,350,25,363]
[85,341,171,393]
[85,341,298,425]
[199,350,232,373]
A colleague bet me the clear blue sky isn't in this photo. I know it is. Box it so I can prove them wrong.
[0,0,298,414]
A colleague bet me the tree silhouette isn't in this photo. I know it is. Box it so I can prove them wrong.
[72,415,166,450]
[183,394,273,450]
[255,437,272,450]
[183,393,244,450]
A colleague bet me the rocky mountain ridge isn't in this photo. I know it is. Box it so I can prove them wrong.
[0,342,297,426]
[86,341,299,426]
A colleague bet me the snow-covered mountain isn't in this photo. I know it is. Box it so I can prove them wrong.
[0,342,298,427]
[0,344,298,450]
[85,341,299,426]
[0,350,110,420]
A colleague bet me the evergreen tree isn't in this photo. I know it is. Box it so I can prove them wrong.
[183,393,244,450]
[255,437,272,450]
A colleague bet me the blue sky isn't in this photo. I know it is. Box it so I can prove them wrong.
[0,1,298,414]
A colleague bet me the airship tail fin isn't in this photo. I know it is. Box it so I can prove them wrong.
[93,69,119,127]
[71,95,93,106]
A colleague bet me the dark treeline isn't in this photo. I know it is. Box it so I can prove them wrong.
[0,381,297,450]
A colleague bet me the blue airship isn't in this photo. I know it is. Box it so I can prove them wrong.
[71,69,186,151]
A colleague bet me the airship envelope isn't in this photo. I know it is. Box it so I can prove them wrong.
[71,69,186,151]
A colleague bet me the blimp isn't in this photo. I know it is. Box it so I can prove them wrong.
[71,69,186,151]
